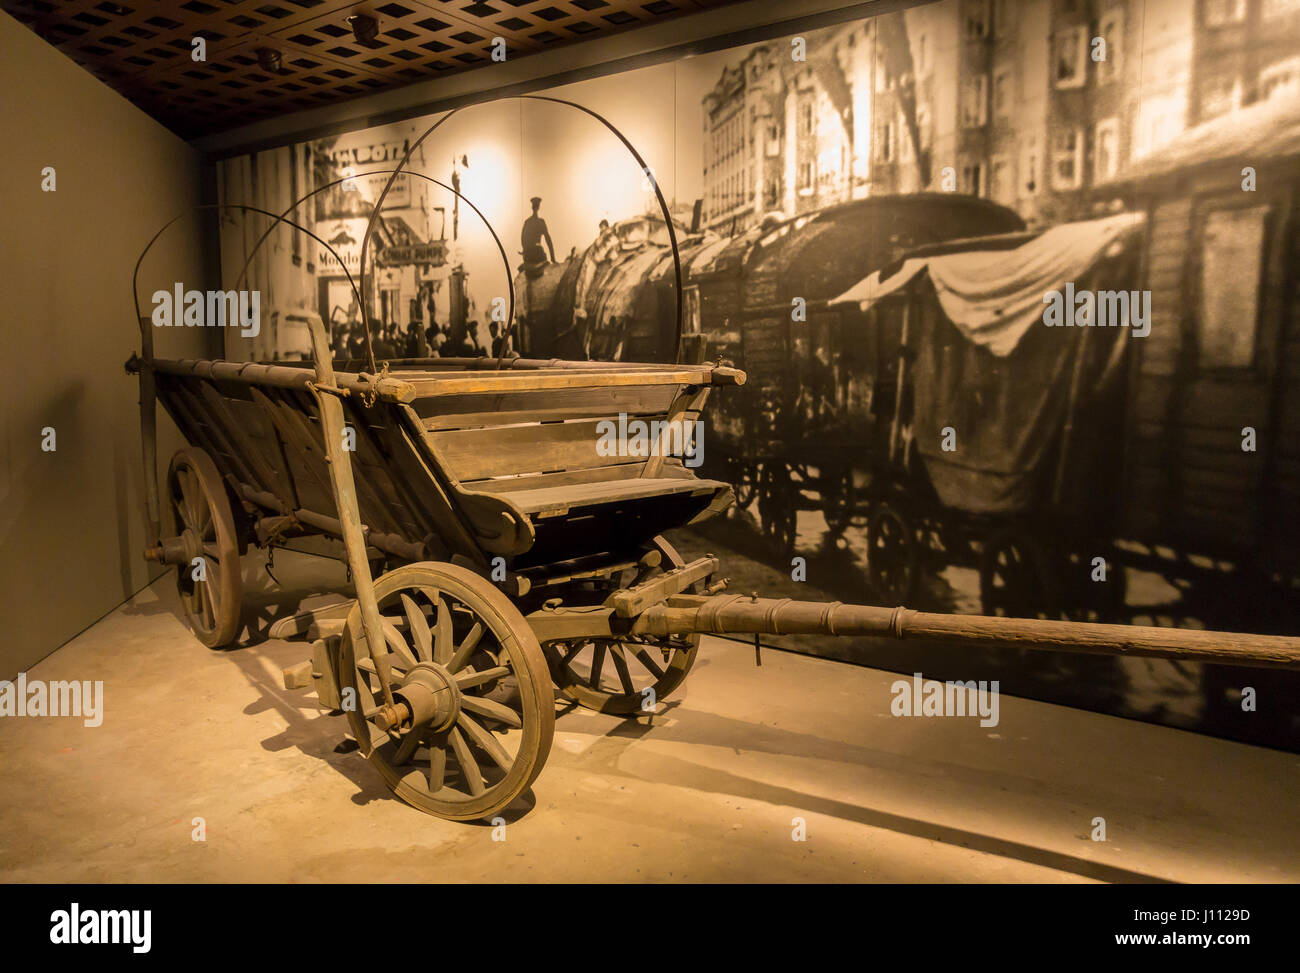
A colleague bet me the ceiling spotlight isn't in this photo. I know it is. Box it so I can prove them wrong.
[349,13,380,47]
[256,47,283,74]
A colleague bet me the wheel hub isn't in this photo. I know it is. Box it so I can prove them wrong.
[395,662,461,731]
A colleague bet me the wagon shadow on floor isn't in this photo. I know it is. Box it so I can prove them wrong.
[554,706,1170,883]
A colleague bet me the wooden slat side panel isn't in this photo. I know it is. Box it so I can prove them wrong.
[471,463,646,495]
[432,418,655,482]
[412,383,681,428]
[407,368,711,398]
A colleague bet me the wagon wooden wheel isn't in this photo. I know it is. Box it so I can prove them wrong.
[165,448,243,648]
[1059,550,1128,623]
[867,501,920,604]
[338,563,555,821]
[543,536,702,715]
[821,464,863,537]
[728,457,759,509]
[757,463,798,557]
[979,529,1062,619]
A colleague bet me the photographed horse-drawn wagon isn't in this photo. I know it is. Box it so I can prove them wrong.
[814,95,1300,626]
[511,192,1030,560]
[824,211,1144,615]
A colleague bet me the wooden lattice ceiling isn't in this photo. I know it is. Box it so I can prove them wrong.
[3,0,744,139]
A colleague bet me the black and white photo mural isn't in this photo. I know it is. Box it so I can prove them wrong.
[217,0,1300,749]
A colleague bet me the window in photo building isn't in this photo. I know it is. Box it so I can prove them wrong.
[1051,127,1083,189]
[1053,26,1088,89]
[1197,205,1270,369]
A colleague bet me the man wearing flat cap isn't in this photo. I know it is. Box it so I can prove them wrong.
[521,195,555,265]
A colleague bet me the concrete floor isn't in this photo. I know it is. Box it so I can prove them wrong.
[1,551,1297,883]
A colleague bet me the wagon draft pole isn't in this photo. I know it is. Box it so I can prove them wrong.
[128,102,1300,824]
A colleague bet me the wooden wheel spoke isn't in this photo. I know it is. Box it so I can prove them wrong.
[196,494,213,536]
[559,642,584,667]
[427,739,447,793]
[393,727,424,766]
[433,597,453,665]
[460,694,523,729]
[174,472,193,528]
[399,593,434,662]
[358,651,406,676]
[457,712,513,771]
[589,642,607,688]
[381,620,419,669]
[412,586,455,665]
[631,647,666,681]
[455,666,510,690]
[188,583,206,622]
[170,494,190,531]
[609,645,635,694]
[201,569,219,616]
[183,470,205,532]
[202,542,222,561]
[449,727,484,796]
[446,622,484,673]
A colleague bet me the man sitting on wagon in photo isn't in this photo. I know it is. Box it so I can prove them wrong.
[521,196,555,266]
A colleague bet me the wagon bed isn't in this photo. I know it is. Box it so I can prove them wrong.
[142,354,741,574]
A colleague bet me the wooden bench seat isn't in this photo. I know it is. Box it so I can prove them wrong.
[409,371,732,558]
[475,475,728,518]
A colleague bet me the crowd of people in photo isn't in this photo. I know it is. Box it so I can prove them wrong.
[329,294,515,363]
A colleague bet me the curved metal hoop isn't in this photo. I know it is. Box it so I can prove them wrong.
[132,203,363,357]
[359,95,685,370]
[130,203,363,555]
[233,170,514,370]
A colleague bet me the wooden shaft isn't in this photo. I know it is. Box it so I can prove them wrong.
[145,357,417,403]
[305,318,398,707]
[633,595,1300,670]
[239,487,426,562]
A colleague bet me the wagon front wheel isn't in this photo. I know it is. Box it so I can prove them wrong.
[339,563,555,821]
[543,536,701,715]
[166,448,242,647]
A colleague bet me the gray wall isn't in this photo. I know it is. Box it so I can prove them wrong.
[0,11,214,679]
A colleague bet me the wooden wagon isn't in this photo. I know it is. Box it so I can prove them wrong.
[124,310,1300,821]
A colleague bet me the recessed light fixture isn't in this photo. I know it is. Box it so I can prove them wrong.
[256,47,283,73]
[348,14,380,48]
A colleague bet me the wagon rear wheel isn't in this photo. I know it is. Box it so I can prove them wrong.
[822,465,863,537]
[543,536,702,715]
[979,530,1062,619]
[757,464,798,557]
[728,458,758,510]
[166,448,242,647]
[338,563,554,821]
[867,502,919,604]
